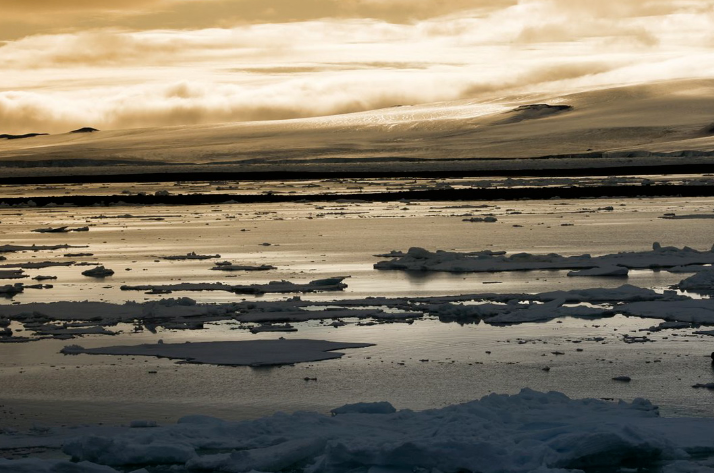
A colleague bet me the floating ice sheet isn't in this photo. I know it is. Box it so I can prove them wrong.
[60,339,374,367]
[375,243,714,273]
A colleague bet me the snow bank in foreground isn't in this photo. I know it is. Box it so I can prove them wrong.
[3,389,714,473]
[61,339,374,366]
[0,460,117,472]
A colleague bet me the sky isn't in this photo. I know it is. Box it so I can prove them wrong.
[1,0,714,133]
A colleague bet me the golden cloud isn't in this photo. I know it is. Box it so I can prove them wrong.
[1,0,714,133]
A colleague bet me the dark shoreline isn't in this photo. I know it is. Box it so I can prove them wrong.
[3,184,714,207]
[1,162,714,185]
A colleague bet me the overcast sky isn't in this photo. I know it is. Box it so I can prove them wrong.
[2,0,713,133]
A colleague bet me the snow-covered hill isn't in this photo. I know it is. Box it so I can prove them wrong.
[2,79,714,174]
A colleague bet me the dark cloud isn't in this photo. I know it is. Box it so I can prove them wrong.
[0,0,516,40]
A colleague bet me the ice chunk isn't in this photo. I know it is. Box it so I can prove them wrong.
[620,299,714,324]
[185,437,327,472]
[120,277,347,294]
[81,266,114,278]
[0,283,24,296]
[63,436,194,466]
[211,263,276,271]
[331,402,397,416]
[677,269,714,291]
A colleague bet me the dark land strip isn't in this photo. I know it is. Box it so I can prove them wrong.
[2,184,714,207]
[1,162,714,185]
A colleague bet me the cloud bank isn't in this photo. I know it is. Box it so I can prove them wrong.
[1,0,714,133]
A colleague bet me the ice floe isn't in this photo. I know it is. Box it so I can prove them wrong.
[120,277,348,295]
[1,261,74,269]
[666,264,711,273]
[32,323,116,338]
[0,298,223,325]
[619,299,714,324]
[249,323,297,333]
[677,269,714,292]
[81,266,115,278]
[0,269,25,279]
[3,389,714,472]
[211,263,277,271]
[161,252,221,260]
[0,282,705,339]
[375,243,714,273]
[32,226,89,233]
[0,244,88,253]
[60,339,373,367]
[462,216,498,222]
[0,283,23,296]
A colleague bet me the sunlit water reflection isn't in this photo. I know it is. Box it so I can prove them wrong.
[1,195,713,428]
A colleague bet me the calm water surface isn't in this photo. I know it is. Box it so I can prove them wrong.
[0,196,713,428]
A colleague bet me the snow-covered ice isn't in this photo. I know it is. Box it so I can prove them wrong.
[161,252,221,260]
[3,389,714,472]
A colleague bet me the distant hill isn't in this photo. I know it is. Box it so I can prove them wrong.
[1,79,713,176]
[0,133,49,140]
[70,127,99,133]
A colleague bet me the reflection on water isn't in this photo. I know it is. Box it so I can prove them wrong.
[1,195,714,428]
[2,316,714,429]
[1,196,712,304]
